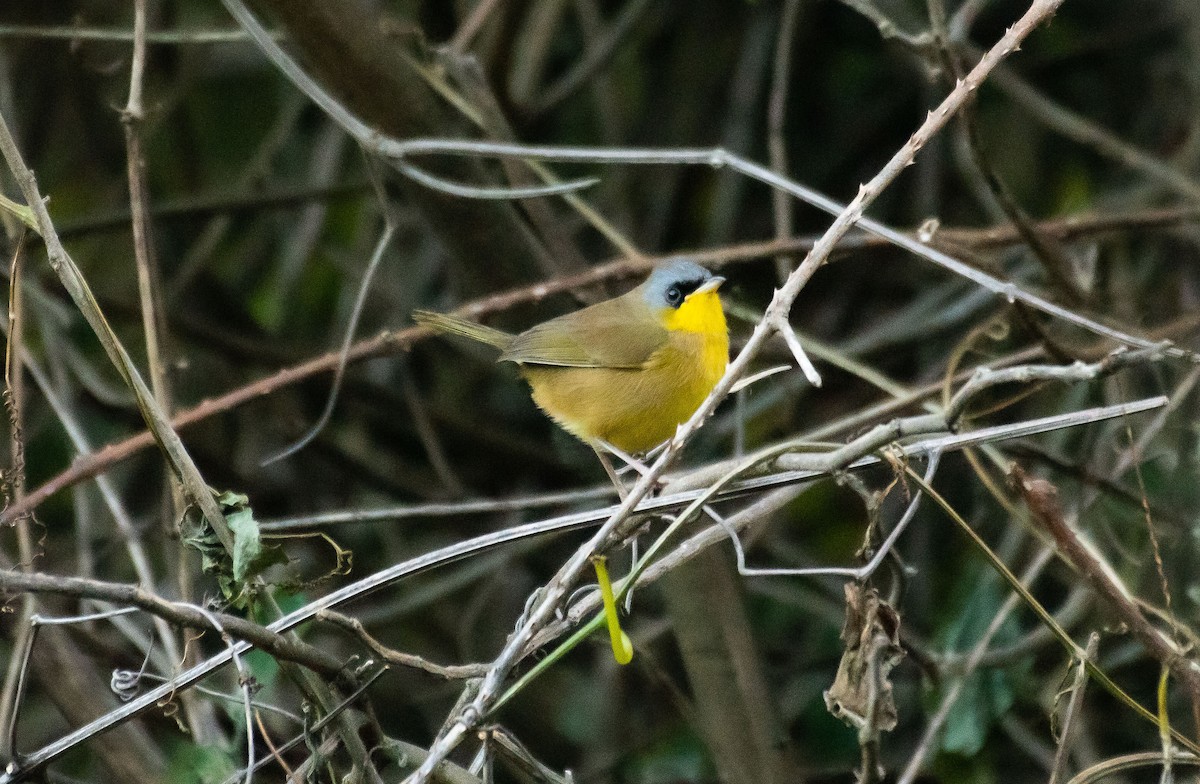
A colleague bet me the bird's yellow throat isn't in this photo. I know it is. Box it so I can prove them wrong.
[662,289,725,335]
[661,288,729,391]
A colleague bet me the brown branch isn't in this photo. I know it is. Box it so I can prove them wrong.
[0,234,35,757]
[0,81,237,556]
[116,0,208,739]
[254,708,295,780]
[927,0,1088,306]
[1010,465,1200,716]
[247,0,549,296]
[316,610,488,680]
[122,0,173,412]
[768,0,803,284]
[0,569,353,680]
[4,205,1198,529]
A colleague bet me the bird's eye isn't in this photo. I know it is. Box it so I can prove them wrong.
[665,285,683,306]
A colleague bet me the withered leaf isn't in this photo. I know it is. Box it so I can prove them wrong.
[823,583,904,734]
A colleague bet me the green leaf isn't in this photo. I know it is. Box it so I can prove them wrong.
[931,569,1021,756]
[228,500,287,582]
[0,194,37,231]
[939,669,1014,755]
[166,741,236,784]
[622,727,714,784]
[182,490,288,608]
[183,516,225,575]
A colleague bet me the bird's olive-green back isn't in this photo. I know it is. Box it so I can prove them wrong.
[499,286,668,369]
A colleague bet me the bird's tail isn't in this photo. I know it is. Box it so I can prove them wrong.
[412,310,514,351]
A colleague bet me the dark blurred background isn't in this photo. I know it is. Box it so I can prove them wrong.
[1,0,1198,782]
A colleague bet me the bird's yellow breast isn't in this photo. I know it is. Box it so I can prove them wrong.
[521,290,728,454]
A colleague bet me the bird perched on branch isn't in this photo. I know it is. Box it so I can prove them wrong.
[414,259,729,457]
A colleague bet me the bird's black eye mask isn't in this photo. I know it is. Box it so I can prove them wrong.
[664,278,707,308]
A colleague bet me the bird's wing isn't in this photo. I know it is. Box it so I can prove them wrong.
[500,296,667,368]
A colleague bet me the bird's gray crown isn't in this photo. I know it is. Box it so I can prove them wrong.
[642,259,713,309]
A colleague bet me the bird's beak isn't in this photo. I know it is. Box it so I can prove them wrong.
[691,276,725,296]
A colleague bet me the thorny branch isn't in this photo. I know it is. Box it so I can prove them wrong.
[397,9,1084,776]
[1011,466,1200,727]
[5,1,1199,781]
[1,204,1194,530]
[0,395,1162,780]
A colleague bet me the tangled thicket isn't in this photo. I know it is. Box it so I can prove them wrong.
[1,1,1199,783]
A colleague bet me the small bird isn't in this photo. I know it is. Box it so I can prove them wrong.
[414,259,729,456]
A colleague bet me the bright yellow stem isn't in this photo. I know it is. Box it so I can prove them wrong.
[1158,665,1171,748]
[591,555,633,665]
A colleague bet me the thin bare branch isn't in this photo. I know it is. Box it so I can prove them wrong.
[0,569,353,680]
[0,396,1155,781]
[1012,466,1200,727]
[0,115,236,553]
[1050,632,1101,784]
[317,611,488,679]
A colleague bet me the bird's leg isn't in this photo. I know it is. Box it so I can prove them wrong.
[595,439,662,489]
[614,452,646,479]
[594,440,670,612]
[593,447,629,500]
[594,441,647,611]
[589,447,640,611]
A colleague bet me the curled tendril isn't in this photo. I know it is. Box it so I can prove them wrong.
[111,642,153,702]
